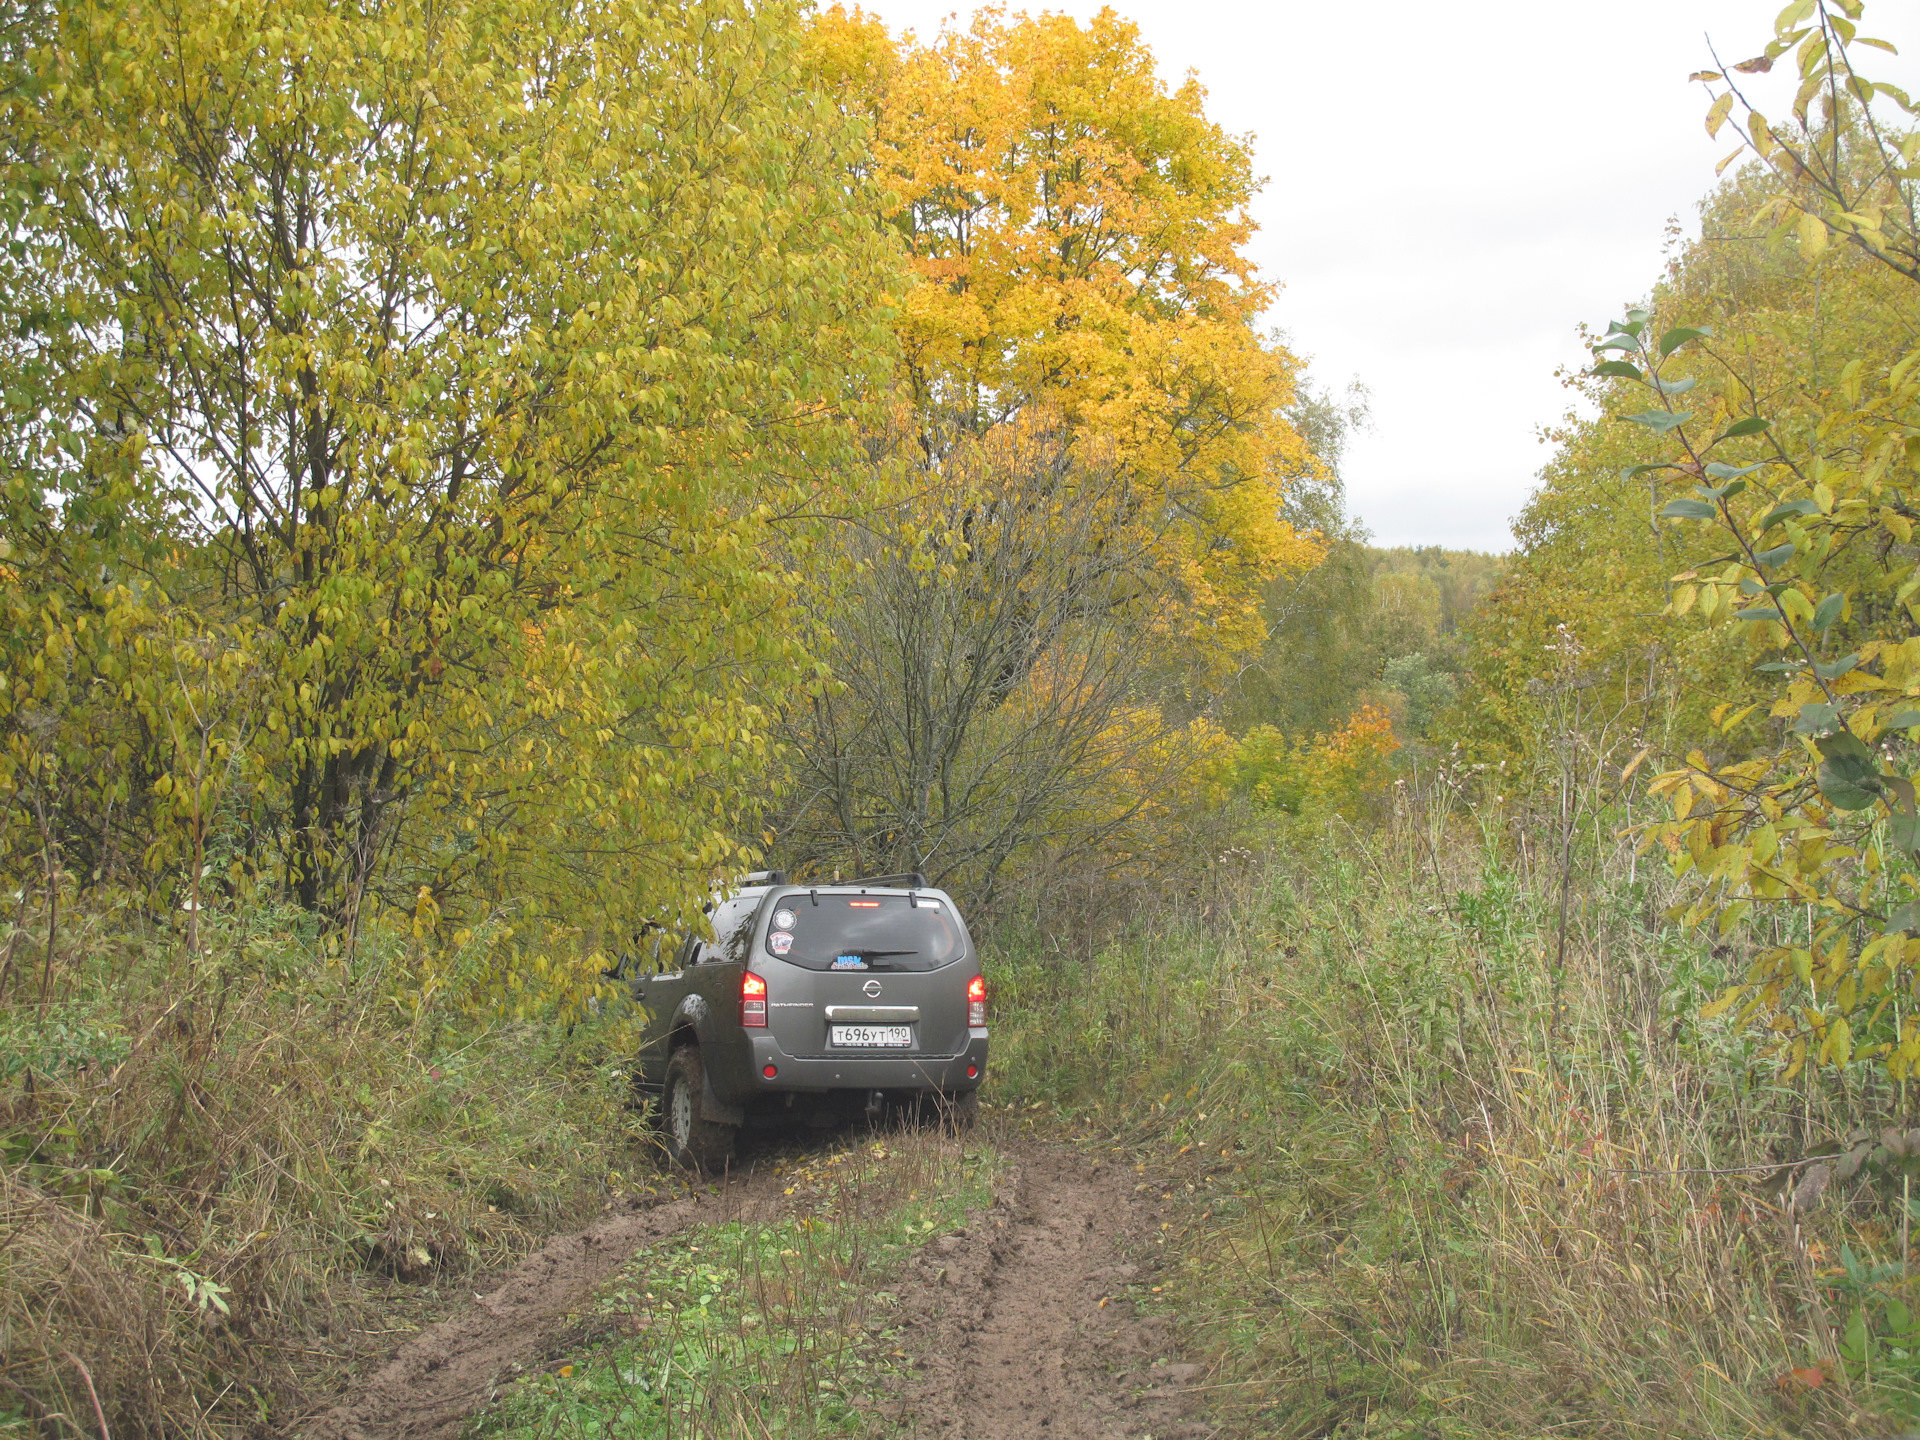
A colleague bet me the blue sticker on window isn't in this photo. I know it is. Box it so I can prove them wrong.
[832,954,868,969]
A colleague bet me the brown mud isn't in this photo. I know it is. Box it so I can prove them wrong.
[300,1138,1205,1440]
[887,1143,1207,1439]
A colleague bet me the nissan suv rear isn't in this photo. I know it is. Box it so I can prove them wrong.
[625,873,988,1168]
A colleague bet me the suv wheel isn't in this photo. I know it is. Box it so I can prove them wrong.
[661,1046,736,1172]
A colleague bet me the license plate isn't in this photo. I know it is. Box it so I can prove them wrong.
[831,1024,912,1048]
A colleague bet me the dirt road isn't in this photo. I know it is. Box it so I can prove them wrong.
[302,1137,1204,1440]
[887,1144,1206,1439]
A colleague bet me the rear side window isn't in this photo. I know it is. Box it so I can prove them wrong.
[706,895,763,963]
[765,894,968,972]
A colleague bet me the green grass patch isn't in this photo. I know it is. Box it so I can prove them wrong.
[469,1133,1000,1439]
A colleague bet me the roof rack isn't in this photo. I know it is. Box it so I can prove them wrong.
[846,871,927,889]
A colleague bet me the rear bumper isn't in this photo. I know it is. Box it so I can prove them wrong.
[744,1029,988,1094]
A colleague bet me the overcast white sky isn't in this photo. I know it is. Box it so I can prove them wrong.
[853,0,1919,551]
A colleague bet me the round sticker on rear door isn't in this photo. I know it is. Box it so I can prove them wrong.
[772,909,797,931]
[768,931,794,955]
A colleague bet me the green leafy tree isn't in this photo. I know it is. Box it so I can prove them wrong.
[1449,143,1920,773]
[1237,544,1499,745]
[1,0,901,981]
[1597,0,1920,1078]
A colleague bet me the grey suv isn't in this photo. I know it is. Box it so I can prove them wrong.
[625,873,988,1168]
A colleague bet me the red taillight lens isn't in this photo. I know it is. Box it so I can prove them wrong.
[742,971,768,1027]
[967,973,986,1027]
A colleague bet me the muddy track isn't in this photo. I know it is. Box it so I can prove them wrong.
[888,1144,1208,1439]
[299,1171,778,1440]
[301,1139,1205,1440]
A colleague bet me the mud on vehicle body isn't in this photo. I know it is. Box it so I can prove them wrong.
[622,873,988,1168]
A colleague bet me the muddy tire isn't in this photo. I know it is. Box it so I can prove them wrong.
[660,1047,736,1172]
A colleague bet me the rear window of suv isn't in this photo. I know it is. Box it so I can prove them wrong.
[764,893,968,972]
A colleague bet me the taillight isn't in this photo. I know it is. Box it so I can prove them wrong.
[742,971,768,1027]
[967,973,986,1027]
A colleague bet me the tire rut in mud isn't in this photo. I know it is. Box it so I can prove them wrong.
[300,1139,1204,1440]
[888,1143,1207,1439]
[299,1173,771,1440]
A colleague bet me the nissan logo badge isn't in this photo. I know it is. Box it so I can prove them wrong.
[862,979,883,998]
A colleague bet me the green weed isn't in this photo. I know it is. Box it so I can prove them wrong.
[471,1135,999,1439]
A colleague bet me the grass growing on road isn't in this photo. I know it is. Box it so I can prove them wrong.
[470,1131,1000,1439]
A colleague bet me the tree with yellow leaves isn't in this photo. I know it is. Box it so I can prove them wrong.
[782,7,1324,896]
[813,4,1320,656]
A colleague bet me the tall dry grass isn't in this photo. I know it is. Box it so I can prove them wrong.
[0,899,640,1437]
[990,764,1895,1436]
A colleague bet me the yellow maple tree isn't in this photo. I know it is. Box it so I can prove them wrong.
[810,5,1323,663]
